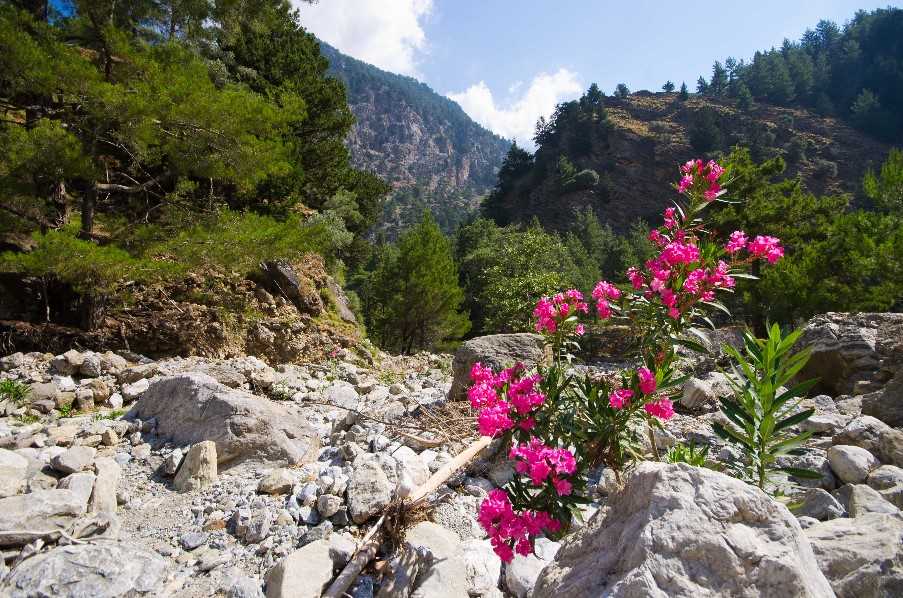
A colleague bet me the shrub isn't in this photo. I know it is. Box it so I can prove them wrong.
[0,379,29,404]
[666,441,712,467]
[468,159,786,561]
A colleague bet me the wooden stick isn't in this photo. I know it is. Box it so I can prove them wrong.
[322,436,492,598]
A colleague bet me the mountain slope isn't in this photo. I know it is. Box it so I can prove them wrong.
[319,42,510,236]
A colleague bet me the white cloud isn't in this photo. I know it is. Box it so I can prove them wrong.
[448,69,582,149]
[296,0,433,76]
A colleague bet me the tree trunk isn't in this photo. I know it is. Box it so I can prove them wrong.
[80,188,96,238]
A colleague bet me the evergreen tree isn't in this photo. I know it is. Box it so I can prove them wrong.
[688,108,722,153]
[710,61,728,96]
[696,76,710,95]
[614,83,630,98]
[863,148,903,212]
[737,82,755,112]
[367,212,469,353]
[662,80,675,93]
[482,142,534,225]
[678,81,690,101]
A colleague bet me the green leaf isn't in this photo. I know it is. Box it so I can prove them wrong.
[780,466,823,480]
[713,422,753,450]
[774,408,815,432]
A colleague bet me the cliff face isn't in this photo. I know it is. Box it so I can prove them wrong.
[320,43,510,236]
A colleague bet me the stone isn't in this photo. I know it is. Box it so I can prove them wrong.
[108,392,124,409]
[258,468,296,495]
[506,553,547,598]
[161,448,183,476]
[796,488,845,521]
[50,445,96,475]
[878,427,903,467]
[174,441,218,492]
[0,448,28,498]
[827,445,880,484]
[866,464,903,508]
[861,365,903,426]
[680,371,733,411]
[462,539,501,596]
[58,471,97,507]
[134,373,319,466]
[406,522,470,598]
[832,415,890,453]
[325,382,359,410]
[347,453,394,524]
[847,483,900,516]
[232,507,272,544]
[228,576,265,598]
[198,363,247,388]
[1,541,167,596]
[180,531,209,550]
[0,489,86,546]
[392,446,430,488]
[264,539,334,598]
[533,462,833,598]
[121,378,150,402]
[377,542,425,598]
[90,457,121,514]
[449,333,547,400]
[28,381,59,404]
[327,532,357,568]
[317,494,343,517]
[806,512,903,597]
[131,443,152,460]
[79,353,103,377]
[260,259,325,316]
[800,412,849,435]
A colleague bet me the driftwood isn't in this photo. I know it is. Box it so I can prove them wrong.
[322,435,492,598]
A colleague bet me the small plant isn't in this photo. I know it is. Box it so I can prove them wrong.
[666,441,712,467]
[16,413,40,425]
[94,409,125,421]
[270,383,294,401]
[713,324,821,492]
[0,379,30,404]
[58,403,75,418]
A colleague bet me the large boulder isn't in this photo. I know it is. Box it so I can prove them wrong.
[862,365,903,427]
[533,462,834,598]
[133,373,318,467]
[448,334,547,400]
[805,512,903,597]
[0,489,87,546]
[2,541,168,597]
[260,259,324,316]
[797,313,903,396]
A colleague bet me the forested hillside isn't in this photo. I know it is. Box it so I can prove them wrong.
[319,42,509,236]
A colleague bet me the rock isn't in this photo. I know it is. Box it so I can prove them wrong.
[847,483,900,516]
[878,427,903,467]
[131,443,152,460]
[797,312,903,396]
[101,428,119,446]
[264,539,334,598]
[108,392,124,409]
[827,445,880,484]
[805,512,903,597]
[377,543,425,598]
[317,494,343,517]
[325,382,359,410]
[58,471,97,507]
[462,539,501,596]
[228,576,265,598]
[134,373,319,466]
[50,445,96,474]
[406,522,470,598]
[121,378,150,402]
[861,365,903,426]
[258,468,296,495]
[174,441,218,492]
[796,488,845,521]
[533,462,833,597]
[832,415,890,453]
[0,489,86,546]
[449,333,547,400]
[161,448,183,476]
[232,507,272,544]
[392,446,430,488]
[198,363,247,388]
[180,531,209,550]
[506,553,547,598]
[347,453,394,524]
[1,541,167,596]
[90,457,121,514]
[79,353,103,377]
[680,371,733,411]
[0,448,28,498]
[327,532,357,567]
[866,464,903,508]
[28,381,59,405]
[800,412,849,435]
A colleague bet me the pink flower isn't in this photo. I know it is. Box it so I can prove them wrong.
[552,477,573,496]
[627,266,645,289]
[747,235,784,264]
[592,280,622,301]
[725,230,748,254]
[596,299,612,319]
[678,174,693,193]
[575,324,586,336]
[609,388,633,409]
[644,398,675,420]
[663,207,677,229]
[637,367,657,394]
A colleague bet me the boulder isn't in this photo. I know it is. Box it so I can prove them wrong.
[347,453,394,524]
[533,462,833,598]
[862,365,903,426]
[878,428,903,467]
[827,445,879,484]
[866,465,903,508]
[506,553,547,598]
[50,446,97,475]
[58,471,96,507]
[832,416,890,453]
[264,539,333,598]
[796,488,845,521]
[0,489,86,546]
[260,259,324,316]
[90,456,121,514]
[805,512,903,597]
[680,371,733,411]
[258,468,296,495]
[134,373,319,466]
[797,312,903,397]
[449,333,547,400]
[847,484,900,517]
[0,448,28,498]
[406,522,470,598]
[1,541,167,597]
[174,441,218,492]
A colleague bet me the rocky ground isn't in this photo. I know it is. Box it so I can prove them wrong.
[0,312,902,597]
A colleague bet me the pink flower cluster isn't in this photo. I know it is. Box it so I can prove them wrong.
[468,363,545,436]
[478,489,561,562]
[509,438,576,496]
[591,281,622,319]
[609,388,633,409]
[533,289,589,334]
[682,261,736,302]
[644,398,675,420]
[725,230,784,264]
[678,159,725,200]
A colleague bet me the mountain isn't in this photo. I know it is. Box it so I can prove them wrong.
[319,42,510,236]
[484,89,893,234]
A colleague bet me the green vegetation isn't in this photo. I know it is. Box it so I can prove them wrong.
[666,442,713,468]
[713,325,820,493]
[0,379,29,403]
[94,409,125,421]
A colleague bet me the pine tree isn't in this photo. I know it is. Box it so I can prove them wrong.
[614,83,630,98]
[662,80,675,93]
[737,82,755,112]
[696,76,710,95]
[710,61,728,96]
[678,82,690,101]
[367,212,469,353]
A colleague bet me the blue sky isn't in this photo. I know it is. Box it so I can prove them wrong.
[301,1,898,147]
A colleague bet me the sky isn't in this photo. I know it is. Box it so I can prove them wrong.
[298,1,898,148]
